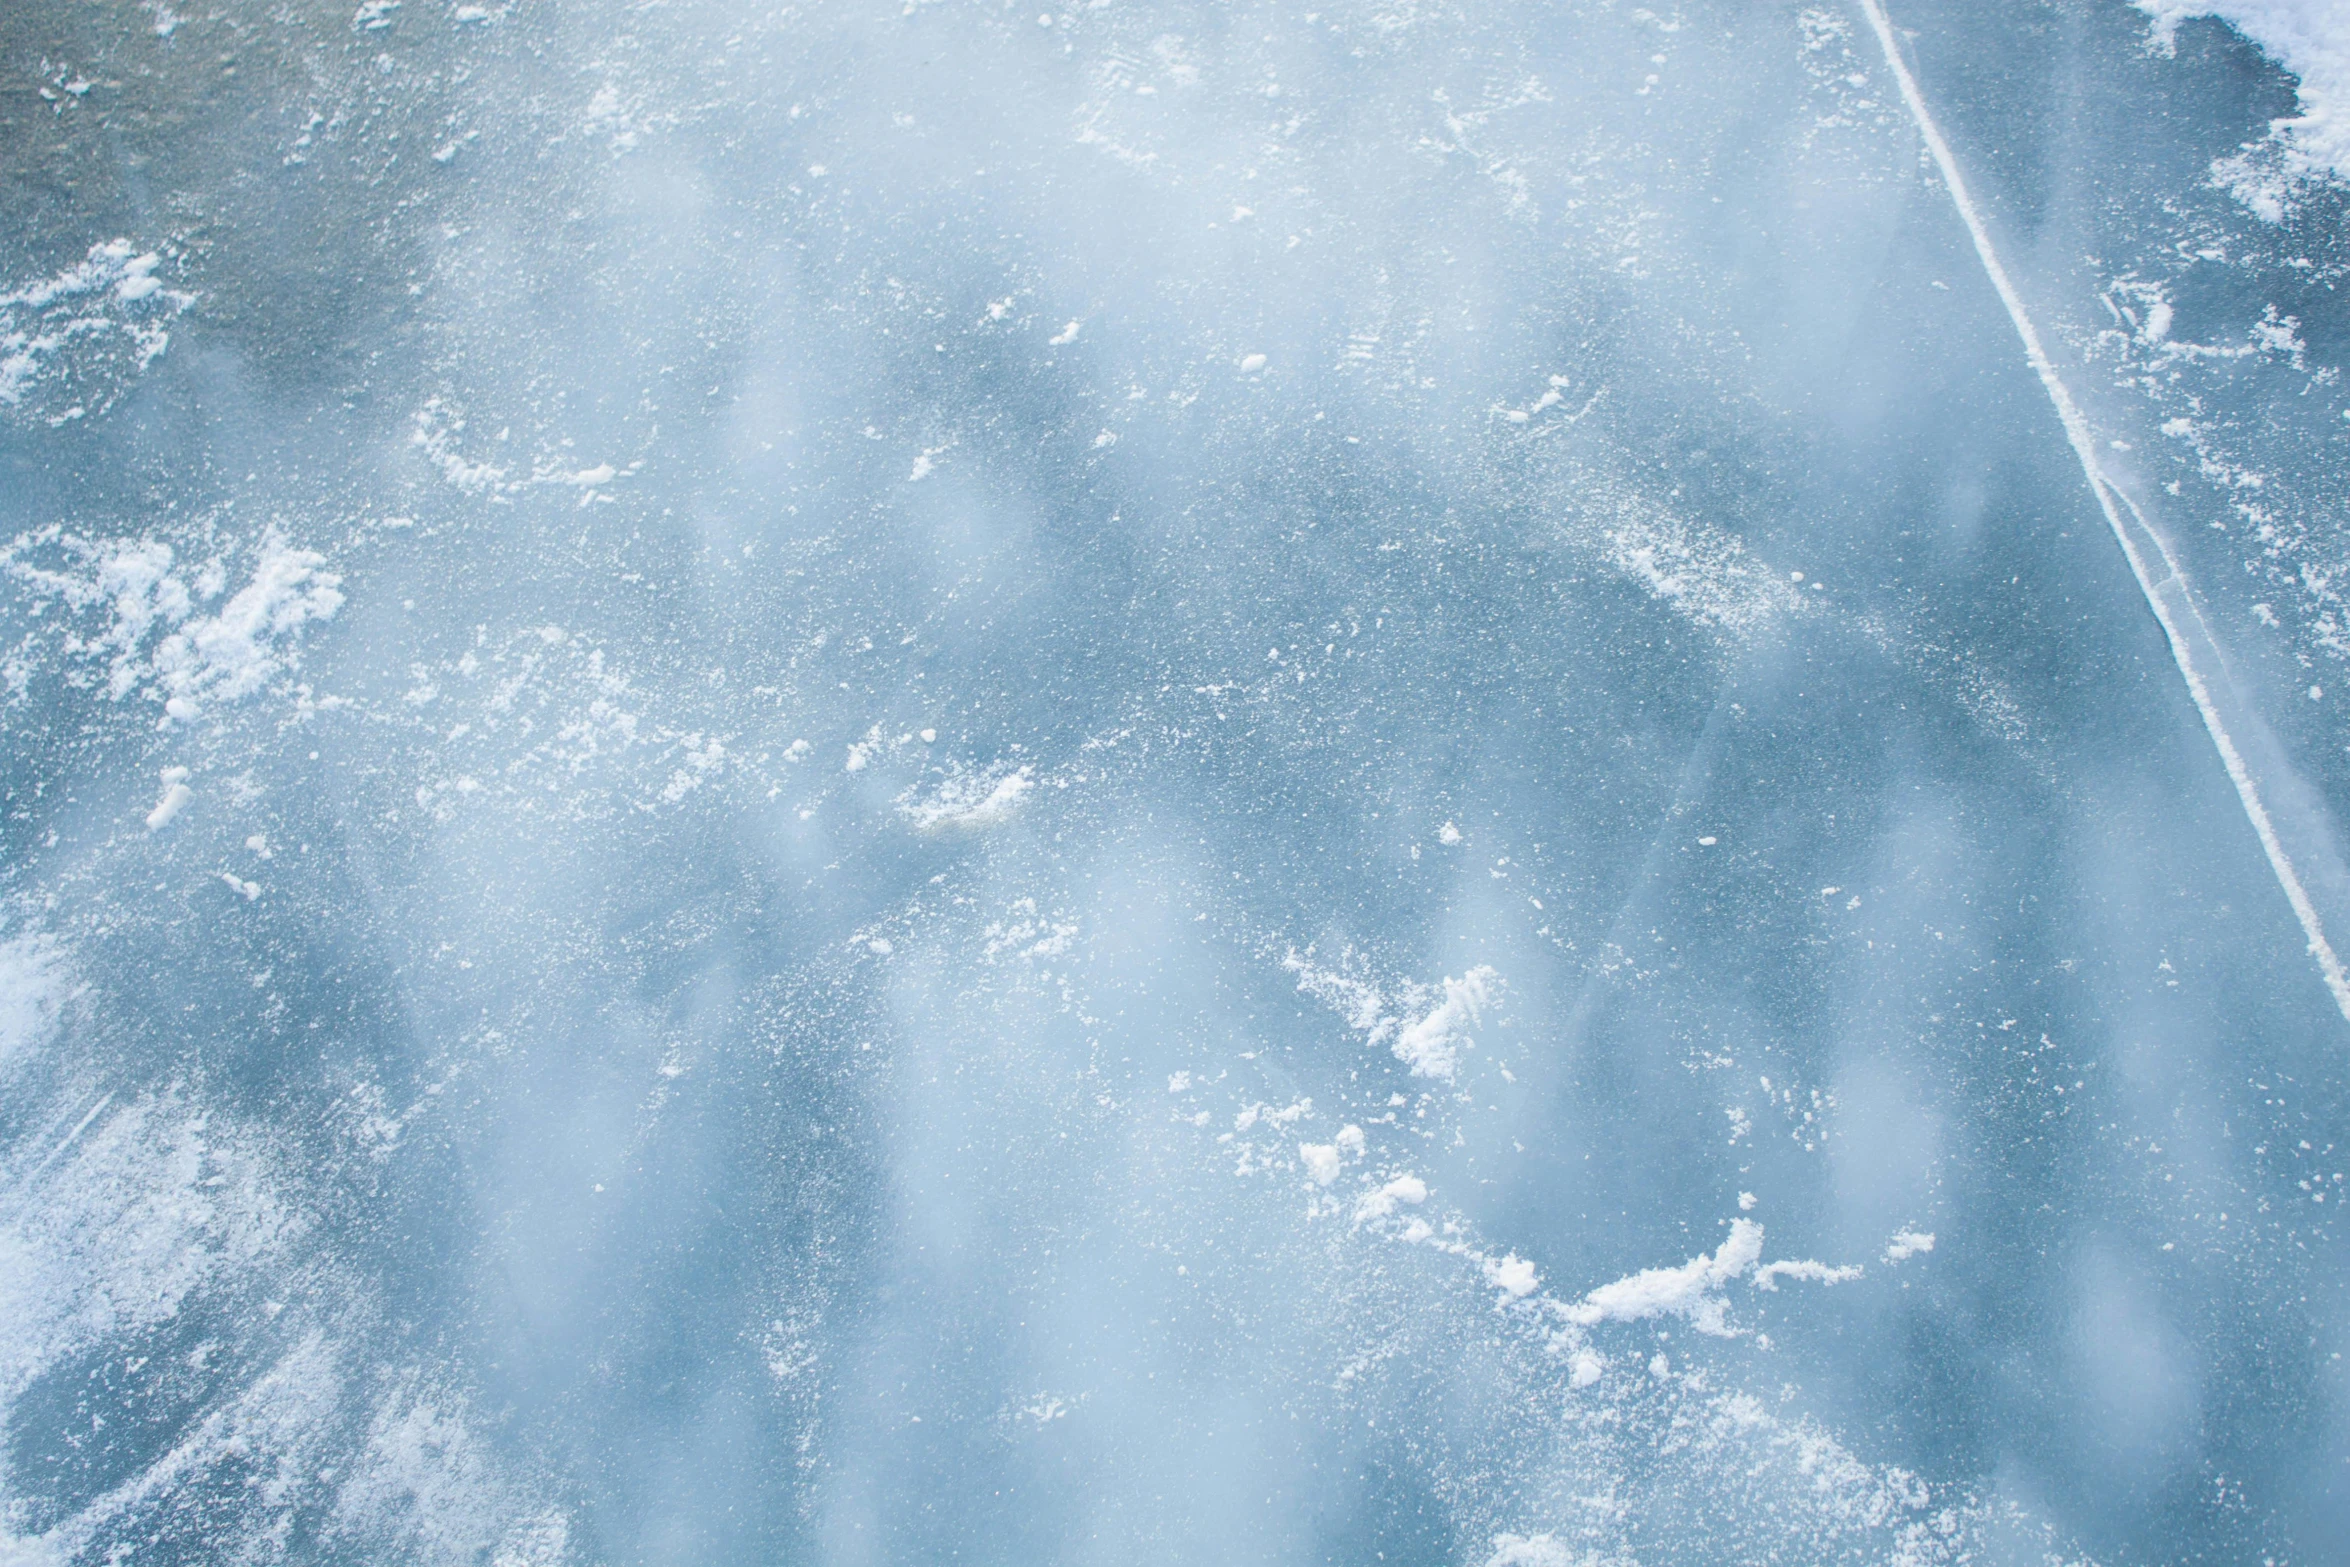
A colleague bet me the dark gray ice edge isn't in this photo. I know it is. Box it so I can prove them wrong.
[1861,0,2350,1024]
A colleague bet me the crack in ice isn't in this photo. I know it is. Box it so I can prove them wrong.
[1860,0,2350,1024]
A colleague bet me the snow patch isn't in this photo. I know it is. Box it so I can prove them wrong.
[0,239,192,423]
[900,764,1035,832]
[1283,949,1501,1081]
[2138,2,2350,192]
[1483,1252,1540,1298]
[152,539,344,722]
[1882,1229,1936,1262]
[1389,966,1499,1081]
[146,766,192,830]
[1564,1220,1860,1337]
[1752,1257,1863,1290]
[1594,498,1800,635]
[2,530,342,721]
[1566,1219,1765,1336]
[1353,1173,1428,1221]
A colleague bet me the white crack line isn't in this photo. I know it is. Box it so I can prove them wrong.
[1859,0,2350,1024]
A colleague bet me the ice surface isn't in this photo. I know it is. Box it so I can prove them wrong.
[3,2,2348,1564]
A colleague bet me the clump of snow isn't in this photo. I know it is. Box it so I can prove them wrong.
[1283,949,1502,1081]
[1567,1219,1766,1335]
[1563,1220,1860,1337]
[1389,966,1500,1080]
[1483,1252,1540,1298]
[901,764,1035,832]
[1752,1257,1863,1290]
[2138,2,2350,196]
[146,765,192,830]
[1234,1098,1311,1133]
[1299,1125,1365,1184]
[1882,1229,1936,1262]
[1354,1172,1428,1221]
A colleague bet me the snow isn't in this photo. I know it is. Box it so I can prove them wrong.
[1566,1219,1766,1335]
[145,767,192,830]
[1353,1173,1429,1221]
[1589,493,1800,636]
[1882,1230,1936,1263]
[2138,2,2350,183]
[1388,966,1500,1081]
[6,532,346,724]
[900,765,1035,832]
[1751,1258,1862,1290]
[1483,1252,1540,1298]
[1282,951,1511,1087]
[1484,1535,1577,1567]
[1561,1222,1862,1334]
[152,540,345,721]
[0,240,190,421]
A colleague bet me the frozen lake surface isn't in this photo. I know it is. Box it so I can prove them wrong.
[4,2,2348,1562]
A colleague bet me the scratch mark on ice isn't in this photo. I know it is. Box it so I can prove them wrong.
[28,1090,112,1183]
